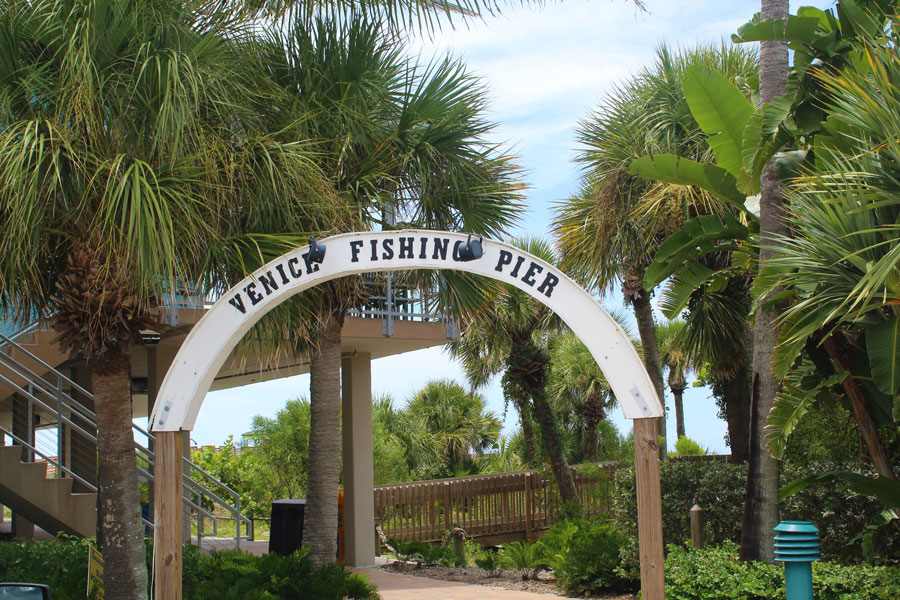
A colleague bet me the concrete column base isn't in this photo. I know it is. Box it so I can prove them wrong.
[342,354,375,567]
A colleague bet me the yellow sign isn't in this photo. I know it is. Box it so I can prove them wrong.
[88,545,104,599]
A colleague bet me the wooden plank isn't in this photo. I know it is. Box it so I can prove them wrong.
[444,481,452,530]
[634,418,665,600]
[524,472,532,543]
[154,431,183,600]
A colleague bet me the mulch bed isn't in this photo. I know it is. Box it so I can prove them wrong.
[380,561,637,599]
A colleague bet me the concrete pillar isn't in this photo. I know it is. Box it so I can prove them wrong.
[341,353,375,567]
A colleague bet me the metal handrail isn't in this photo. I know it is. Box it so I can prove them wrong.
[0,423,97,492]
[0,328,252,546]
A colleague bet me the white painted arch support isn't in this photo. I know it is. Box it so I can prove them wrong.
[149,230,662,433]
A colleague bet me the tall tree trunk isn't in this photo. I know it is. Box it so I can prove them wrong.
[505,339,577,508]
[722,359,752,464]
[304,310,343,567]
[512,395,537,466]
[671,385,686,440]
[92,349,148,600]
[585,418,599,463]
[741,0,788,563]
[530,385,578,509]
[631,288,667,459]
[823,335,896,480]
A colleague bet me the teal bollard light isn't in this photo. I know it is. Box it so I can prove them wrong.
[774,521,820,600]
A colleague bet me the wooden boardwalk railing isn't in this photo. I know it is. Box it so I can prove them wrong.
[374,463,617,545]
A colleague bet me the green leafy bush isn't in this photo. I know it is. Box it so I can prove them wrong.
[501,541,547,580]
[670,436,706,456]
[614,459,900,562]
[387,537,457,566]
[0,538,377,600]
[474,549,503,576]
[541,517,630,595]
[665,542,900,600]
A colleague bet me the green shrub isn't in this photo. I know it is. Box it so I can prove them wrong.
[387,537,457,566]
[0,538,377,600]
[614,459,900,562]
[0,535,98,599]
[670,436,706,456]
[474,549,503,576]
[665,542,900,600]
[501,541,547,580]
[541,517,630,595]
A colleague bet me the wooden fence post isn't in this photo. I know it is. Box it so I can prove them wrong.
[444,481,452,530]
[634,418,665,600]
[154,430,183,600]
[524,472,533,543]
[690,504,704,549]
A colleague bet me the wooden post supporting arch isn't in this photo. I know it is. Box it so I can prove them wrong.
[150,230,666,600]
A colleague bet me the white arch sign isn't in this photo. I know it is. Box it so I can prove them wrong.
[149,229,662,432]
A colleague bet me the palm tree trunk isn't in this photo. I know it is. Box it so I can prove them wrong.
[530,386,578,509]
[512,396,537,465]
[741,0,788,562]
[823,335,896,480]
[585,418,599,463]
[672,386,686,440]
[304,309,343,567]
[722,360,752,464]
[92,350,148,600]
[631,288,667,459]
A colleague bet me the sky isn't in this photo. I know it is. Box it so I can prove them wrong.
[187,0,836,455]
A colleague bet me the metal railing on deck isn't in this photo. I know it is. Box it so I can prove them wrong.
[0,330,251,546]
[347,275,457,339]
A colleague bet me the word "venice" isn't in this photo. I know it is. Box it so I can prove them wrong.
[227,235,560,315]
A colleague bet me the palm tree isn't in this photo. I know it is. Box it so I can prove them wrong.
[398,380,501,477]
[548,323,632,462]
[555,43,758,460]
[450,237,579,509]
[0,1,333,597]
[655,320,697,441]
[759,33,900,481]
[741,0,788,563]
[260,15,524,565]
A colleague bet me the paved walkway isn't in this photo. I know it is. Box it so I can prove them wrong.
[352,568,561,600]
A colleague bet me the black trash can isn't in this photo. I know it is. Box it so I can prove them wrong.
[269,499,306,556]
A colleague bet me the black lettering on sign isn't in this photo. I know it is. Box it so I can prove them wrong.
[452,240,465,261]
[350,240,364,263]
[382,238,394,260]
[244,282,263,305]
[227,294,246,314]
[369,240,378,261]
[538,272,560,298]
[419,237,428,259]
[275,264,290,285]
[288,257,302,278]
[510,256,526,278]
[522,262,543,286]
[432,238,449,260]
[302,252,320,274]
[258,271,279,295]
[495,250,513,272]
[399,236,414,258]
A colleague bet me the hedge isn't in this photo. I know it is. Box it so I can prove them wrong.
[0,537,378,600]
[665,542,900,600]
[613,459,900,562]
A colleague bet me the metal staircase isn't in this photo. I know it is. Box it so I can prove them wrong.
[0,324,252,548]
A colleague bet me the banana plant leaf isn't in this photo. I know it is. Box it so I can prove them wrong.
[643,214,750,288]
[865,316,900,397]
[628,154,747,212]
[781,471,900,509]
[683,67,755,178]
